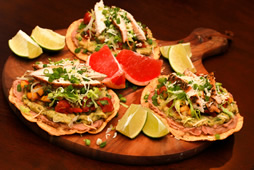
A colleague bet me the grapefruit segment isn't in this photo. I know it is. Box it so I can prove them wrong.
[87,45,126,89]
[116,50,162,86]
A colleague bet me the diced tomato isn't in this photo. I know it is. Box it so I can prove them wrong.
[81,98,96,113]
[97,97,114,113]
[68,107,83,113]
[34,84,44,96]
[167,100,174,108]
[82,106,90,113]
[55,100,71,113]
[117,42,123,50]
[141,42,146,48]
[158,86,168,99]
[223,103,228,107]
[143,28,148,35]
[20,80,29,89]
[83,12,91,25]
[90,106,96,112]
[82,105,96,113]
[204,109,217,117]
[40,95,51,103]
[27,92,39,102]
[158,86,167,95]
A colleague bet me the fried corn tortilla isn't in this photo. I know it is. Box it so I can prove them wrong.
[8,59,120,136]
[141,73,243,141]
[9,87,119,136]
[65,1,160,61]
[66,19,90,61]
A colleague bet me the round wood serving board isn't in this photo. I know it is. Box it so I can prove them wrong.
[2,28,231,165]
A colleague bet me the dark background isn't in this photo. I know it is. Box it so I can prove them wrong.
[0,0,253,169]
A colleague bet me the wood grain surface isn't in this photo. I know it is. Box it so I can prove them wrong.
[2,28,230,165]
[1,0,253,169]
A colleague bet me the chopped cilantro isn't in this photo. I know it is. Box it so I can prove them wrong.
[99,100,109,106]
[99,141,107,148]
[80,87,87,94]
[95,45,103,52]
[69,75,80,84]
[176,92,186,100]
[102,9,108,15]
[205,95,210,101]
[176,72,184,77]
[116,17,120,24]
[144,94,149,100]
[132,85,138,90]
[106,94,112,99]
[77,36,82,41]
[152,91,159,106]
[193,84,198,90]
[104,19,111,27]
[78,23,86,30]
[158,77,167,84]
[17,84,22,92]
[114,35,121,43]
[75,48,81,53]
[204,79,212,90]
[172,84,181,91]
[77,69,86,74]
[147,38,153,45]
[119,97,126,103]
[215,134,220,140]
[84,139,91,146]
[82,49,88,54]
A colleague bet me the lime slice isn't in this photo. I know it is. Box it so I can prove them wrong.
[169,44,196,74]
[8,30,43,59]
[142,108,169,138]
[160,43,192,59]
[31,26,65,51]
[116,104,147,139]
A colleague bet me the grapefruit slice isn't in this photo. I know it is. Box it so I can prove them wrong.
[87,46,126,89]
[116,50,162,86]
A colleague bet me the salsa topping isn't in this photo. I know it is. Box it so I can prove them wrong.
[146,70,238,128]
[15,59,116,127]
[74,0,157,56]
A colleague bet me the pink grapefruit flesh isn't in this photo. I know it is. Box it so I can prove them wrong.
[87,46,126,89]
[116,50,162,86]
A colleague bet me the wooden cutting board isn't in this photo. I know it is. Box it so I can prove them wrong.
[2,28,231,165]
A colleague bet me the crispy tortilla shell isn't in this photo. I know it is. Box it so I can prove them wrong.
[66,19,90,61]
[141,76,244,141]
[66,19,161,61]
[9,86,120,136]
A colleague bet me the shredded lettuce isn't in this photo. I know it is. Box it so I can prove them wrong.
[220,105,235,118]
[187,97,201,119]
[47,85,104,107]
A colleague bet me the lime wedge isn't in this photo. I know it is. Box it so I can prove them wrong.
[142,108,169,138]
[116,104,147,139]
[169,44,196,74]
[182,42,192,58]
[160,43,192,59]
[8,30,43,59]
[160,46,171,58]
[31,26,65,51]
